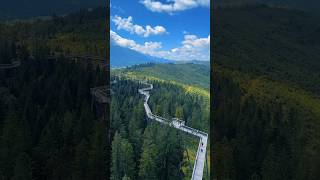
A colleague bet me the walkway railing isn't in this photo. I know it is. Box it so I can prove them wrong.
[0,61,21,69]
[138,81,208,180]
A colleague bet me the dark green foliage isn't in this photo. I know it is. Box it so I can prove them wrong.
[214,5,320,96]
[110,79,199,180]
[0,6,108,180]
[72,139,89,180]
[111,132,135,180]
[0,56,107,179]
[139,124,184,180]
[212,68,320,180]
[12,152,33,180]
[88,121,108,180]
[212,6,320,179]
[125,63,210,90]
[110,79,147,180]
[0,7,106,59]
[149,82,209,132]
[0,38,16,64]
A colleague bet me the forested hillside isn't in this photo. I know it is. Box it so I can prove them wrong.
[0,58,108,179]
[0,7,106,62]
[110,79,183,180]
[0,7,108,179]
[212,5,320,180]
[110,77,209,180]
[125,63,210,90]
[115,63,210,102]
[214,5,320,96]
[149,82,209,132]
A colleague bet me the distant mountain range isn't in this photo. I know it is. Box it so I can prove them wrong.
[110,44,171,68]
[110,45,210,68]
[215,0,320,14]
[0,0,104,20]
[175,60,210,66]
[115,63,210,91]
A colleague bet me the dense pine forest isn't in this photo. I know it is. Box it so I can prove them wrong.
[110,75,209,180]
[0,7,106,61]
[0,57,108,179]
[0,7,108,180]
[149,82,209,132]
[127,63,210,90]
[212,5,320,180]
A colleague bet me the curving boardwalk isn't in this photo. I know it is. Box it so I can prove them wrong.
[0,61,21,69]
[138,81,208,180]
[1,55,108,70]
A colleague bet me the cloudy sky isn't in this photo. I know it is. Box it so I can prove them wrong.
[110,0,210,61]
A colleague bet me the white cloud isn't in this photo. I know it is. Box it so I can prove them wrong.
[110,30,136,47]
[111,30,209,61]
[140,0,210,14]
[183,34,209,47]
[158,34,210,61]
[112,15,167,37]
[110,30,162,55]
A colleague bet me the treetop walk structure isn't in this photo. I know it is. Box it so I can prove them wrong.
[0,61,21,69]
[138,81,208,180]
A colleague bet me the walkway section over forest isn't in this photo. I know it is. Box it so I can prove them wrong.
[138,81,208,180]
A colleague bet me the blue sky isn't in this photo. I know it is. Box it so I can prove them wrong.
[110,0,210,61]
